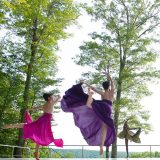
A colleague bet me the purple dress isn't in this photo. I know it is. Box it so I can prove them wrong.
[23,111,63,147]
[61,83,116,147]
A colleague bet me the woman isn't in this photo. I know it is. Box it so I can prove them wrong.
[118,118,141,158]
[61,73,115,155]
[3,93,63,160]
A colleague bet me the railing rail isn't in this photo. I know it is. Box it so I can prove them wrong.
[46,144,160,158]
[1,144,160,158]
[0,144,31,158]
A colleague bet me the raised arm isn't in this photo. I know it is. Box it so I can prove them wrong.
[52,95,61,105]
[107,73,114,91]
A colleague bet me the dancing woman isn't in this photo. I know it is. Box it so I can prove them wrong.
[3,93,63,159]
[118,118,141,158]
[61,73,116,155]
[84,73,115,155]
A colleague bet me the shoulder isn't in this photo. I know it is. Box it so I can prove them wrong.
[100,91,105,96]
[42,104,46,108]
[101,92,107,98]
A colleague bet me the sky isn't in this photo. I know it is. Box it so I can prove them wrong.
[0,0,159,156]
[51,0,160,152]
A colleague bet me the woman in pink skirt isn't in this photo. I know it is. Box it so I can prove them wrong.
[3,93,63,160]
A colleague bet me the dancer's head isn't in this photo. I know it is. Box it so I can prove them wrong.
[102,81,110,90]
[43,93,53,101]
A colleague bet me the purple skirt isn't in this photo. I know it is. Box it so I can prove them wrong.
[61,83,116,147]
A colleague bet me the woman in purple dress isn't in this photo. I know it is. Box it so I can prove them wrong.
[3,93,63,160]
[61,73,116,155]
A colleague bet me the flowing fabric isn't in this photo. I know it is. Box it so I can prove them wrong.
[61,83,116,147]
[23,111,63,147]
[118,121,141,143]
[25,111,33,123]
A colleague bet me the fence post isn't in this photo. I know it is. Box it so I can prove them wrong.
[82,146,84,158]
[27,147,31,158]
[150,145,151,158]
[12,146,14,158]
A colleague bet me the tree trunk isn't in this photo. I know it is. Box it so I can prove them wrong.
[111,73,122,157]
[13,109,25,158]
[106,147,109,158]
[111,108,119,158]
[14,18,38,158]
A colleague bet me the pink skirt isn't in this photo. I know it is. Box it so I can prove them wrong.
[23,111,63,147]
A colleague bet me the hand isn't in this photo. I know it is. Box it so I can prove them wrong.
[51,95,61,101]
[102,71,111,80]
[102,71,108,76]
[107,73,111,79]
[55,95,61,102]
[80,79,84,84]
[80,79,88,85]
[57,95,61,99]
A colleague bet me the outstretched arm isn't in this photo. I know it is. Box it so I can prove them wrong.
[84,82,103,95]
[27,105,44,112]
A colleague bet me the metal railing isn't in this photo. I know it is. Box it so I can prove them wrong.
[0,144,31,158]
[0,144,160,158]
[42,144,160,158]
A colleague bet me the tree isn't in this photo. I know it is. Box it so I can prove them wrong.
[74,0,160,157]
[1,0,78,157]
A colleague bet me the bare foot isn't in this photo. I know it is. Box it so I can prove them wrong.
[86,88,94,108]
[99,145,103,155]
[34,152,39,160]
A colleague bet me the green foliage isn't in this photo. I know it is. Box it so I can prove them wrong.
[0,0,79,156]
[0,109,20,157]
[0,0,79,107]
[47,149,75,158]
[130,151,160,158]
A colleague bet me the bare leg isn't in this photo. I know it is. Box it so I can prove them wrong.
[125,138,129,158]
[2,123,24,129]
[34,144,40,160]
[100,122,108,155]
[86,88,94,108]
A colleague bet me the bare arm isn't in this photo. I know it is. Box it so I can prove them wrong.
[52,95,61,105]
[84,83,103,95]
[107,74,114,91]
[27,105,44,111]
